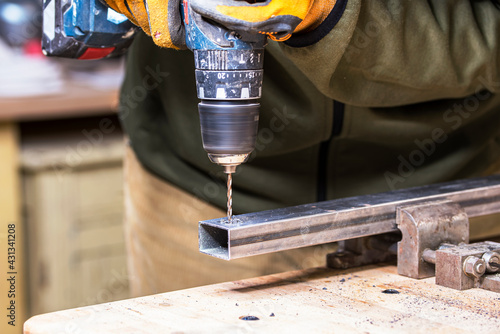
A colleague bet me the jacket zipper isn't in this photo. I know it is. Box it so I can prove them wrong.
[317,100,345,202]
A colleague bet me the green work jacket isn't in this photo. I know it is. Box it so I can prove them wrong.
[120,0,500,214]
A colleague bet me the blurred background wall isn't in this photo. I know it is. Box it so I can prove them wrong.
[0,1,129,332]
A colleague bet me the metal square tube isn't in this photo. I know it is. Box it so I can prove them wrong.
[199,176,500,260]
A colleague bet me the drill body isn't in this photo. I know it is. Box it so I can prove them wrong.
[43,0,267,220]
[183,1,266,175]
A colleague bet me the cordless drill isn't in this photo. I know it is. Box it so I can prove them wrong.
[182,2,266,221]
[43,0,266,222]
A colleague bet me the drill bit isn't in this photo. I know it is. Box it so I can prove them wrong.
[227,173,233,223]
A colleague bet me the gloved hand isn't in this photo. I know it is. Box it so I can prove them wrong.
[104,0,185,49]
[104,0,336,48]
[190,0,337,42]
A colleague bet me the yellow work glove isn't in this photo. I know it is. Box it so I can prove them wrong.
[190,0,337,42]
[103,0,185,49]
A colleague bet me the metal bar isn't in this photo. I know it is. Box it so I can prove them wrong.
[199,175,500,260]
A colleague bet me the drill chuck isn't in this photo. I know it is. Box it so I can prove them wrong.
[183,0,267,175]
[192,46,265,173]
[193,47,264,173]
[199,100,259,173]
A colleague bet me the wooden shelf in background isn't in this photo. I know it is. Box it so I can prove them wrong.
[0,82,119,122]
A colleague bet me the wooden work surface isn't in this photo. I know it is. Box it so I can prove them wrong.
[24,264,500,333]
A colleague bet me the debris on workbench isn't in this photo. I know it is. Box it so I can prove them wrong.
[239,316,259,321]
[382,289,400,294]
[270,313,275,317]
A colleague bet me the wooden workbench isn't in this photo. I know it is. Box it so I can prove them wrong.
[24,264,500,333]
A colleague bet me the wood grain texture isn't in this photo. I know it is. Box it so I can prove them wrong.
[24,264,500,333]
[21,135,127,315]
